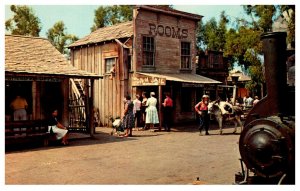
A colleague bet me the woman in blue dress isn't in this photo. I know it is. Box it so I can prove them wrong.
[123,95,135,137]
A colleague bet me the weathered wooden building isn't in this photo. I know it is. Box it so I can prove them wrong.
[197,50,228,83]
[5,35,102,136]
[68,5,221,126]
[196,50,229,100]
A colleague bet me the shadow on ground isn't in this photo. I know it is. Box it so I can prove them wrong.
[5,120,242,153]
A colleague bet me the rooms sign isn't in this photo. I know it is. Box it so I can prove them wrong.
[148,23,188,39]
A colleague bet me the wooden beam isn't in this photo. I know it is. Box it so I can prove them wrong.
[90,79,95,135]
[158,85,162,131]
[115,39,129,49]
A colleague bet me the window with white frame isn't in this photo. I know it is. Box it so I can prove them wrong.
[181,42,191,69]
[143,36,155,66]
[105,57,116,73]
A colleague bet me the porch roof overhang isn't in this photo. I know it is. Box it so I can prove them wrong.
[5,71,103,80]
[5,71,103,82]
[136,72,222,85]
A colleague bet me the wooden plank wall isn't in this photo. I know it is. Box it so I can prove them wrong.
[71,42,125,127]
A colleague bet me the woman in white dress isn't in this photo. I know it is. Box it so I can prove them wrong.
[145,92,159,129]
[48,109,69,145]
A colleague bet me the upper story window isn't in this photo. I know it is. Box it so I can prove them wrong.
[105,57,116,73]
[181,42,191,69]
[143,36,155,66]
[208,54,223,69]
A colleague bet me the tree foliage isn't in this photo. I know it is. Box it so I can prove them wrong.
[5,5,41,36]
[224,26,262,70]
[196,5,294,95]
[279,5,295,46]
[46,21,78,56]
[197,11,229,51]
[243,5,277,32]
[90,5,133,32]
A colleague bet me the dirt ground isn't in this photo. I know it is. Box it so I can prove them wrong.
[5,122,242,185]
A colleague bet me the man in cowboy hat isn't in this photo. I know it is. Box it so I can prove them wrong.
[194,95,210,135]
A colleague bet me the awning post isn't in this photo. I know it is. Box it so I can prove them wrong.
[158,85,162,131]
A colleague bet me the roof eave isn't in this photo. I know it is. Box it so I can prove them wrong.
[136,5,203,21]
[68,35,133,49]
[5,71,103,79]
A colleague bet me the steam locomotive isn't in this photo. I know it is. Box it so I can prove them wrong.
[235,32,295,184]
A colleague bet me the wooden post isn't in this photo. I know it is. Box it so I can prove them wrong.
[158,85,162,131]
[90,79,95,136]
[32,81,37,120]
[62,79,69,127]
[84,79,91,136]
[233,85,237,105]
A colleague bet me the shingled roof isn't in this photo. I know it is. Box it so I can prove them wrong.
[68,6,202,48]
[68,21,133,48]
[5,35,102,79]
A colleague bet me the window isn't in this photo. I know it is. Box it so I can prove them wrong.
[143,36,155,66]
[105,58,116,73]
[181,42,191,69]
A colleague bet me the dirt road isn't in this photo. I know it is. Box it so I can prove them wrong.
[5,124,242,185]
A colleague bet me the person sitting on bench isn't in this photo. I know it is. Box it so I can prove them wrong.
[48,109,69,145]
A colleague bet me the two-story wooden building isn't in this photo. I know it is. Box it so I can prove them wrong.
[68,5,221,127]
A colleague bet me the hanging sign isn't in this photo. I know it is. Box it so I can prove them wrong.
[132,76,166,86]
[182,83,204,88]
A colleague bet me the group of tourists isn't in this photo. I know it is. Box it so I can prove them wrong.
[11,91,260,144]
[121,91,174,137]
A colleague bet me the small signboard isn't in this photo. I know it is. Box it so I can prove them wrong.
[182,83,204,88]
[132,76,166,86]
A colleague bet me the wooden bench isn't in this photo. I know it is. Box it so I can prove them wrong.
[5,120,51,146]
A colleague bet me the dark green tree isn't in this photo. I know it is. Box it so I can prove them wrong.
[197,5,294,96]
[226,5,282,96]
[91,5,133,32]
[279,5,295,46]
[224,26,262,70]
[5,5,41,36]
[196,11,229,51]
[47,21,78,56]
[196,20,205,50]
[243,5,277,32]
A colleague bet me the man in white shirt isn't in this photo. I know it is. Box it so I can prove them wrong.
[133,94,142,129]
[246,96,254,107]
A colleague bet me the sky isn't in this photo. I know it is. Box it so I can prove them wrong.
[4,4,250,39]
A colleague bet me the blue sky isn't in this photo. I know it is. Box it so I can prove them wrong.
[5,4,249,38]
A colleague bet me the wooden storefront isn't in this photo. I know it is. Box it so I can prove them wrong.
[68,5,221,127]
[5,35,102,139]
